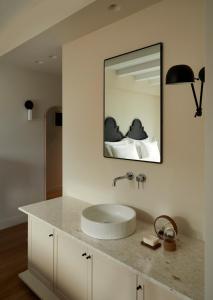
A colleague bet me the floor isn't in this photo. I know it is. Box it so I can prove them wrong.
[0,223,39,300]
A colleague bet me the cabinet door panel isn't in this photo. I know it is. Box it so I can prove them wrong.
[91,249,137,300]
[139,275,184,300]
[29,217,54,287]
[55,232,87,300]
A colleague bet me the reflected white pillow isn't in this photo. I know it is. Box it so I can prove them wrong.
[110,143,139,160]
[139,140,160,162]
[123,137,154,159]
[124,137,153,143]
[105,140,130,157]
[104,144,112,157]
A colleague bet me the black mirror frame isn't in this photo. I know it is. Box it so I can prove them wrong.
[103,42,163,164]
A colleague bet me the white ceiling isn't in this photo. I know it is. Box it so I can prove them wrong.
[0,0,95,56]
[0,0,163,75]
[0,0,42,28]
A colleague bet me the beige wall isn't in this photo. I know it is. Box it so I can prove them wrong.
[0,63,61,229]
[63,0,204,239]
[205,0,213,298]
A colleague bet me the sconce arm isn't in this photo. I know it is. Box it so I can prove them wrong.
[190,83,199,110]
[199,81,204,113]
[190,83,203,117]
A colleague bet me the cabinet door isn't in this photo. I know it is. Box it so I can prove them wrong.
[91,248,137,300]
[29,217,54,287]
[139,275,184,300]
[54,231,88,300]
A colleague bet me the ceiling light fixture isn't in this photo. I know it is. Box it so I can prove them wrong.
[108,3,121,12]
[34,60,44,64]
[49,55,57,60]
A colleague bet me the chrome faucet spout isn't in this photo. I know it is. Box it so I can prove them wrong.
[113,172,134,187]
[113,176,126,187]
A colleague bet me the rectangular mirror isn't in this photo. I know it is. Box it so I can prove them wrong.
[104,43,163,163]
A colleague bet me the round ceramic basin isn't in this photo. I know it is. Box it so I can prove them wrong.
[81,204,136,239]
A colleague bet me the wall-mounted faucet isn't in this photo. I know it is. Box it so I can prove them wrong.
[113,172,134,187]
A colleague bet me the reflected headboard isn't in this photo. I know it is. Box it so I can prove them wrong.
[104,117,124,142]
[104,117,148,141]
[126,119,148,140]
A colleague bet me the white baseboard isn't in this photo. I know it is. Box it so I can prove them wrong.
[0,214,27,230]
[19,270,60,300]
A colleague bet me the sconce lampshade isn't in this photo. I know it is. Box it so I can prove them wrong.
[166,64,195,84]
[199,67,205,82]
[24,100,34,110]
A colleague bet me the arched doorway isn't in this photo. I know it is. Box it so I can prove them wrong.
[45,106,62,199]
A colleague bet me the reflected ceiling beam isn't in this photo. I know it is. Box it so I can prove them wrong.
[116,59,160,77]
[134,70,160,81]
[105,44,160,69]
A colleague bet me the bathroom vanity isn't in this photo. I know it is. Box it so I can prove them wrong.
[19,197,204,300]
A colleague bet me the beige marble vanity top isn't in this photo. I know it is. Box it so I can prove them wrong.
[19,196,204,300]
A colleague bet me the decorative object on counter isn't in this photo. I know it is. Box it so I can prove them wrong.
[154,215,178,252]
[166,65,205,117]
[136,173,146,189]
[24,100,34,121]
[141,234,161,250]
[154,215,178,239]
[163,227,177,252]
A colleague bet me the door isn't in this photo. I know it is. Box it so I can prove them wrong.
[45,106,62,200]
[54,231,88,300]
[29,217,54,288]
[91,248,138,300]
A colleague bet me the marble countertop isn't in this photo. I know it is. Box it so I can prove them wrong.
[19,196,204,300]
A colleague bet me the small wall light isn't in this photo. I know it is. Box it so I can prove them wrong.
[166,65,205,117]
[24,100,34,121]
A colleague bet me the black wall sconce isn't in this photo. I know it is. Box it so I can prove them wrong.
[166,65,205,117]
[24,100,34,121]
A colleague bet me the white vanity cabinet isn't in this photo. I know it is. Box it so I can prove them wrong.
[54,230,142,300]
[54,231,88,300]
[90,247,142,300]
[140,275,185,300]
[28,216,54,288]
[25,216,186,300]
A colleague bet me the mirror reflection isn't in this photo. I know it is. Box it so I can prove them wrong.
[104,43,162,163]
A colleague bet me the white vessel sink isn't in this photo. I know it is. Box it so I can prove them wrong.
[81,204,136,239]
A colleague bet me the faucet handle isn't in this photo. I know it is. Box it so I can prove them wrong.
[136,174,146,189]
